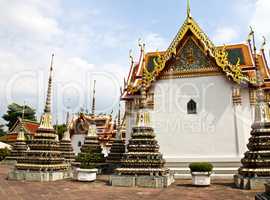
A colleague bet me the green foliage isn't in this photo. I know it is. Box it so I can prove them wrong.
[0,148,10,161]
[54,124,67,140]
[189,162,213,173]
[0,124,6,137]
[2,103,36,130]
[76,150,102,169]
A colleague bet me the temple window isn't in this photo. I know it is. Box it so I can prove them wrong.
[78,141,82,147]
[187,99,197,114]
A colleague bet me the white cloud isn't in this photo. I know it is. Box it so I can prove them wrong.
[212,27,238,45]
[0,0,62,40]
[144,33,168,52]
[250,0,270,48]
[0,0,128,124]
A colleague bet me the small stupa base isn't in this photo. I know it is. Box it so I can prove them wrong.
[255,184,270,200]
[110,174,174,188]
[8,169,72,182]
[1,159,17,166]
[234,174,270,190]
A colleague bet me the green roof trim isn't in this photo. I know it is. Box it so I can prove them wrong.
[147,56,158,73]
[227,48,245,65]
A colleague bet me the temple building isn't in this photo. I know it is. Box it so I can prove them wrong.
[121,1,270,177]
[70,113,116,156]
[69,81,117,155]
[0,118,39,144]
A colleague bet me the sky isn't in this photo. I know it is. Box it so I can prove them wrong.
[0,0,269,126]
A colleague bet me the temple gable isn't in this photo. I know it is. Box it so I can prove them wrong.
[169,37,213,72]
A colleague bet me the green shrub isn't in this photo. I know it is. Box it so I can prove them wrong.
[189,162,213,172]
[0,148,10,161]
[76,151,102,169]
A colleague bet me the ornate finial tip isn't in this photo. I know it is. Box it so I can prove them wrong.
[187,0,191,18]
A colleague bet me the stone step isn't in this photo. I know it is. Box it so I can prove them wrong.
[174,173,234,180]
[170,167,238,175]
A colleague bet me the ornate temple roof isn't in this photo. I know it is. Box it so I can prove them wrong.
[4,119,39,143]
[69,113,116,147]
[122,3,270,100]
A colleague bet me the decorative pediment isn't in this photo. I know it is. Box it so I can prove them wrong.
[143,16,255,87]
[124,1,256,96]
[163,37,216,72]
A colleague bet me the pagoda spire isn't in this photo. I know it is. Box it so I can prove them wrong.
[252,32,270,124]
[91,80,96,116]
[17,104,25,141]
[44,54,54,114]
[235,29,270,188]
[39,54,55,129]
[187,0,191,18]
[116,102,122,140]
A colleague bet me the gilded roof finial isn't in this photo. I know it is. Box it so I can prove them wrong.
[129,49,134,64]
[261,36,266,51]
[187,0,191,18]
[138,38,145,52]
[44,53,54,114]
[91,80,96,116]
[249,26,256,55]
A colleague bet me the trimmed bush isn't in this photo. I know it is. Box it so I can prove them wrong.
[0,148,10,161]
[189,162,213,173]
[76,150,102,169]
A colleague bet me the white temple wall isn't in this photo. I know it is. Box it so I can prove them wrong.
[146,75,252,163]
[71,134,85,155]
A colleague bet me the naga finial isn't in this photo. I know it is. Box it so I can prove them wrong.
[129,49,134,64]
[249,26,257,54]
[261,36,266,51]
[138,38,145,52]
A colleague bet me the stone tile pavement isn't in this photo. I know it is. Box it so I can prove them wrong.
[0,165,261,200]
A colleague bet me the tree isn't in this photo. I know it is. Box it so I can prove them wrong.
[2,103,36,130]
[0,124,6,137]
[54,124,67,140]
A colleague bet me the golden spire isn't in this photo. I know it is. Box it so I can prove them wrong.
[39,54,54,129]
[91,80,96,116]
[187,0,191,18]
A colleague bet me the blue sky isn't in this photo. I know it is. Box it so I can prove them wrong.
[0,0,268,126]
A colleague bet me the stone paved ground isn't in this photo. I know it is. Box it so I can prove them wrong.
[0,165,261,200]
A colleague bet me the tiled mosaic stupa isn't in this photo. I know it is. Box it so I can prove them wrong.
[8,54,70,181]
[3,118,28,165]
[234,33,270,189]
[75,80,105,168]
[106,106,126,171]
[60,123,75,163]
[111,70,174,188]
[76,119,106,167]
